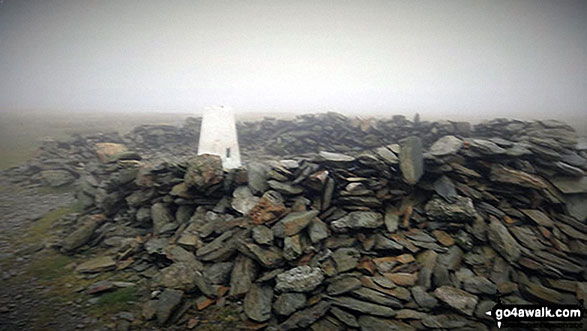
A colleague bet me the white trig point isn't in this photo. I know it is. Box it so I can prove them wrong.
[197,105,242,169]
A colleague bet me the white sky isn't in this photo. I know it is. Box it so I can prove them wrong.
[0,0,585,118]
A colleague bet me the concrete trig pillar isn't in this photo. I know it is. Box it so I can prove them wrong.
[197,105,242,169]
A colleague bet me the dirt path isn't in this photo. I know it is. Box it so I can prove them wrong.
[0,180,105,331]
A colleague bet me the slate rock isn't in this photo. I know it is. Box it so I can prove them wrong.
[156,289,183,325]
[229,255,257,297]
[231,186,259,215]
[273,292,306,316]
[252,225,274,245]
[331,212,384,232]
[184,154,224,190]
[331,307,360,328]
[275,266,324,292]
[273,210,320,238]
[76,256,116,273]
[308,218,329,243]
[411,286,438,308]
[332,247,361,273]
[61,216,100,251]
[358,315,415,331]
[247,162,269,195]
[487,217,521,263]
[425,196,478,222]
[40,169,76,187]
[280,301,331,330]
[399,136,424,185]
[329,296,396,317]
[434,286,478,316]
[151,203,174,235]
[429,135,463,156]
[327,276,362,296]
[244,284,273,322]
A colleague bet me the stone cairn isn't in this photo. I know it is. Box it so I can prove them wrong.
[5,113,587,330]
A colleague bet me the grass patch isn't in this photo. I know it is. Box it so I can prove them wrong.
[16,204,82,246]
[89,287,138,315]
[26,253,74,281]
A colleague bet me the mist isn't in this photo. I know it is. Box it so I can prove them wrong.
[0,0,586,119]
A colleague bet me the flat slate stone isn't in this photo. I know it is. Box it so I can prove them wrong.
[328,296,396,317]
[549,176,587,194]
[429,135,463,156]
[434,286,478,316]
[521,209,555,227]
[244,284,273,322]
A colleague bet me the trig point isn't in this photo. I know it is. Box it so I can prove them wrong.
[197,105,242,169]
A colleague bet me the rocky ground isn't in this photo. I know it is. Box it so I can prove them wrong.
[1,113,586,330]
[0,180,104,330]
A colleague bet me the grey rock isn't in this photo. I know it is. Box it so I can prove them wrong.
[331,211,384,232]
[252,225,274,245]
[231,186,259,215]
[433,175,457,201]
[283,235,303,261]
[331,307,360,328]
[156,289,183,325]
[275,266,324,292]
[327,276,362,296]
[332,247,360,273]
[204,262,233,285]
[319,151,355,162]
[434,286,478,316]
[151,203,174,235]
[40,169,76,187]
[279,301,331,330]
[229,255,257,297]
[244,284,273,322]
[521,209,555,227]
[470,139,506,154]
[267,180,304,195]
[329,297,396,317]
[61,216,99,251]
[238,240,284,268]
[411,286,438,308]
[462,276,497,295]
[374,146,399,164]
[384,207,399,233]
[272,210,320,238]
[248,162,269,194]
[422,314,469,329]
[351,287,403,308]
[425,196,478,222]
[549,176,587,194]
[399,136,424,185]
[308,218,329,244]
[358,315,415,331]
[429,135,463,156]
[273,292,306,316]
[488,217,521,263]
[184,154,223,190]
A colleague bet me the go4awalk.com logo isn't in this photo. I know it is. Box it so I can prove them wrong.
[485,302,584,328]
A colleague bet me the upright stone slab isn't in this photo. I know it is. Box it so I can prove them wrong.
[399,136,424,185]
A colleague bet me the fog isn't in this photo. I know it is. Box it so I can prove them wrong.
[0,0,586,119]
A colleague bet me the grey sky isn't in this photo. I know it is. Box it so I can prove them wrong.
[0,0,585,117]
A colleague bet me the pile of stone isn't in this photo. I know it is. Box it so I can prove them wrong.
[236,112,471,156]
[1,132,125,187]
[59,116,586,330]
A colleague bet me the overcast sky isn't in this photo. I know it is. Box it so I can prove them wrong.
[0,0,585,117]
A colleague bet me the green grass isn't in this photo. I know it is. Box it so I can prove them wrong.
[90,287,139,315]
[26,253,74,281]
[16,203,82,246]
